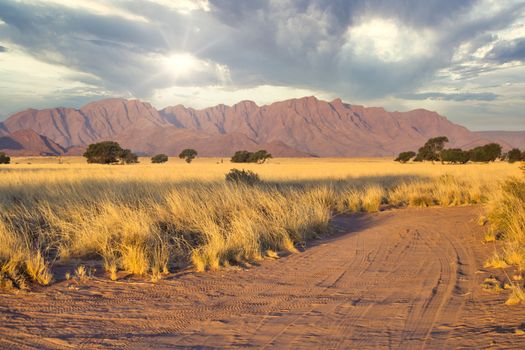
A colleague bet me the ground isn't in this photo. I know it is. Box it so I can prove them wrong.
[1,206,524,349]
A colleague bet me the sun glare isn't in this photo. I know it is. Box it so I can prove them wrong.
[163,53,200,78]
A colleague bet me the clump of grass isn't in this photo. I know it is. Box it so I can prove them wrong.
[482,276,504,293]
[484,254,509,269]
[362,185,385,212]
[506,284,525,305]
[225,169,261,186]
[25,251,53,286]
[75,265,87,280]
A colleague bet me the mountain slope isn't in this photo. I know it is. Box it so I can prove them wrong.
[0,129,67,156]
[474,131,525,149]
[2,96,523,157]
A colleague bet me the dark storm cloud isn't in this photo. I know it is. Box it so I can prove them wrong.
[486,38,525,63]
[399,92,498,102]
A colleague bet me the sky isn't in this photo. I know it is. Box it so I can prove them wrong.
[0,0,524,131]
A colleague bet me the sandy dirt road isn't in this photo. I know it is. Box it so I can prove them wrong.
[1,206,525,349]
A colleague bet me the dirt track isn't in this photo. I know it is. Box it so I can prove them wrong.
[2,206,525,349]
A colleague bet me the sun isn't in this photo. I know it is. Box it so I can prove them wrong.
[163,53,200,78]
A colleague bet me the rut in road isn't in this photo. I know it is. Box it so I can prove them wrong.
[1,205,525,349]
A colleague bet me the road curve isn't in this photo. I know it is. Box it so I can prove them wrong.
[1,206,525,349]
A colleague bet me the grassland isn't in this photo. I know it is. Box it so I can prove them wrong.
[0,156,522,291]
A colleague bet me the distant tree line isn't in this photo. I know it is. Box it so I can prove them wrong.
[82,142,276,165]
[395,136,525,164]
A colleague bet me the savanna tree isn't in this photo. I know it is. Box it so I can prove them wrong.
[151,154,168,163]
[0,152,10,164]
[440,148,470,164]
[415,136,449,162]
[394,151,416,163]
[179,149,198,163]
[507,148,523,163]
[83,141,138,164]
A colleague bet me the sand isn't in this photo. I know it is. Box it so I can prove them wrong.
[1,206,524,349]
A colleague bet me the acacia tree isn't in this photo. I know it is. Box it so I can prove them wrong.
[250,150,273,163]
[83,141,138,164]
[179,149,198,163]
[469,143,502,162]
[507,148,522,163]
[151,154,168,163]
[119,149,138,164]
[0,152,10,164]
[394,151,416,163]
[231,150,272,163]
[441,148,470,164]
[231,150,252,163]
[415,136,449,162]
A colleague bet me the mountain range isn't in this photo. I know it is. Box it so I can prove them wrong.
[0,96,523,157]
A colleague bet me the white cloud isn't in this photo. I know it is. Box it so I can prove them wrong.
[151,84,334,109]
[147,0,210,14]
[0,45,99,98]
[344,18,436,62]
[15,0,149,22]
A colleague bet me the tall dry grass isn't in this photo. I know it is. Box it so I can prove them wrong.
[483,163,525,304]
[0,157,520,289]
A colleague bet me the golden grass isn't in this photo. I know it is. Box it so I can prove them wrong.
[0,157,521,289]
[485,163,525,305]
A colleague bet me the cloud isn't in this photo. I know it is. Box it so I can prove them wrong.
[486,38,525,63]
[399,92,498,101]
[0,45,6,52]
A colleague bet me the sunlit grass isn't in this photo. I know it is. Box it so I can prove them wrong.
[0,157,521,289]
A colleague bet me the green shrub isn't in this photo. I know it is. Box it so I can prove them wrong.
[0,152,10,164]
[225,169,261,186]
[151,154,168,164]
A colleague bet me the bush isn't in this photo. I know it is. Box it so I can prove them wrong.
[119,149,138,164]
[441,148,470,164]
[179,149,197,163]
[225,169,261,186]
[231,150,272,163]
[83,141,138,164]
[151,154,168,164]
[507,148,523,163]
[231,150,252,163]
[250,150,272,163]
[395,151,416,163]
[469,143,502,162]
[0,152,10,164]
